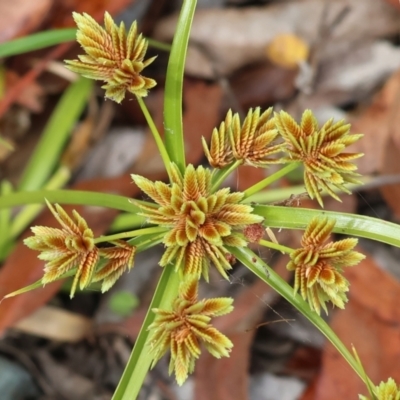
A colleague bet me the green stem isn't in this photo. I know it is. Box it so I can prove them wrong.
[112,265,180,400]
[147,38,171,52]
[136,96,172,179]
[211,160,242,192]
[231,245,375,389]
[94,226,167,244]
[243,162,301,199]
[163,0,198,174]
[259,239,293,254]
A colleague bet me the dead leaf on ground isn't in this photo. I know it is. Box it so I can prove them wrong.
[154,0,400,79]
[0,0,53,43]
[13,305,92,342]
[347,68,400,218]
[313,252,400,400]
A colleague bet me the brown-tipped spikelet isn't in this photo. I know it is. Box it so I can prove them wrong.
[148,277,233,385]
[287,217,365,314]
[65,12,156,103]
[93,240,136,293]
[24,201,99,298]
[359,378,400,400]
[132,163,263,280]
[202,109,234,168]
[203,107,284,168]
[275,109,363,207]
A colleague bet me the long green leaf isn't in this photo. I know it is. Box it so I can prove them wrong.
[0,29,170,59]
[0,190,138,213]
[163,0,197,172]
[0,29,76,58]
[18,77,93,191]
[253,205,400,247]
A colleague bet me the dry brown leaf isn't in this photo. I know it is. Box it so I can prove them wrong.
[13,305,92,342]
[314,252,400,399]
[0,0,52,42]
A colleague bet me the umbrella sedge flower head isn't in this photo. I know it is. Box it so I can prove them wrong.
[24,201,99,298]
[24,202,136,297]
[93,240,136,293]
[148,277,233,385]
[275,109,363,207]
[359,378,400,400]
[287,217,365,314]
[65,12,156,103]
[131,163,263,280]
[202,107,284,168]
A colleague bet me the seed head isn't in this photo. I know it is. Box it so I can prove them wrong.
[287,217,365,314]
[24,201,99,298]
[359,378,400,400]
[203,107,284,168]
[275,110,363,207]
[93,240,136,293]
[148,277,233,385]
[65,12,156,103]
[132,163,263,280]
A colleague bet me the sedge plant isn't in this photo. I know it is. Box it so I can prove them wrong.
[2,3,400,399]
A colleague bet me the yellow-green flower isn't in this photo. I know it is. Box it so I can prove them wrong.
[65,12,156,103]
[132,163,263,280]
[92,240,136,293]
[203,107,284,168]
[24,201,99,298]
[359,378,400,400]
[24,202,136,297]
[287,217,365,314]
[275,109,363,206]
[148,277,233,385]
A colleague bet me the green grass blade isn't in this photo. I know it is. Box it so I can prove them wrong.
[0,190,138,213]
[0,181,13,258]
[0,29,170,59]
[18,77,93,191]
[0,29,76,58]
[253,205,400,247]
[163,0,197,172]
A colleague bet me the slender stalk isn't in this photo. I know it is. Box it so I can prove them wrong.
[136,96,172,179]
[243,162,301,199]
[259,239,293,254]
[147,39,171,52]
[94,226,167,244]
[211,160,242,192]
